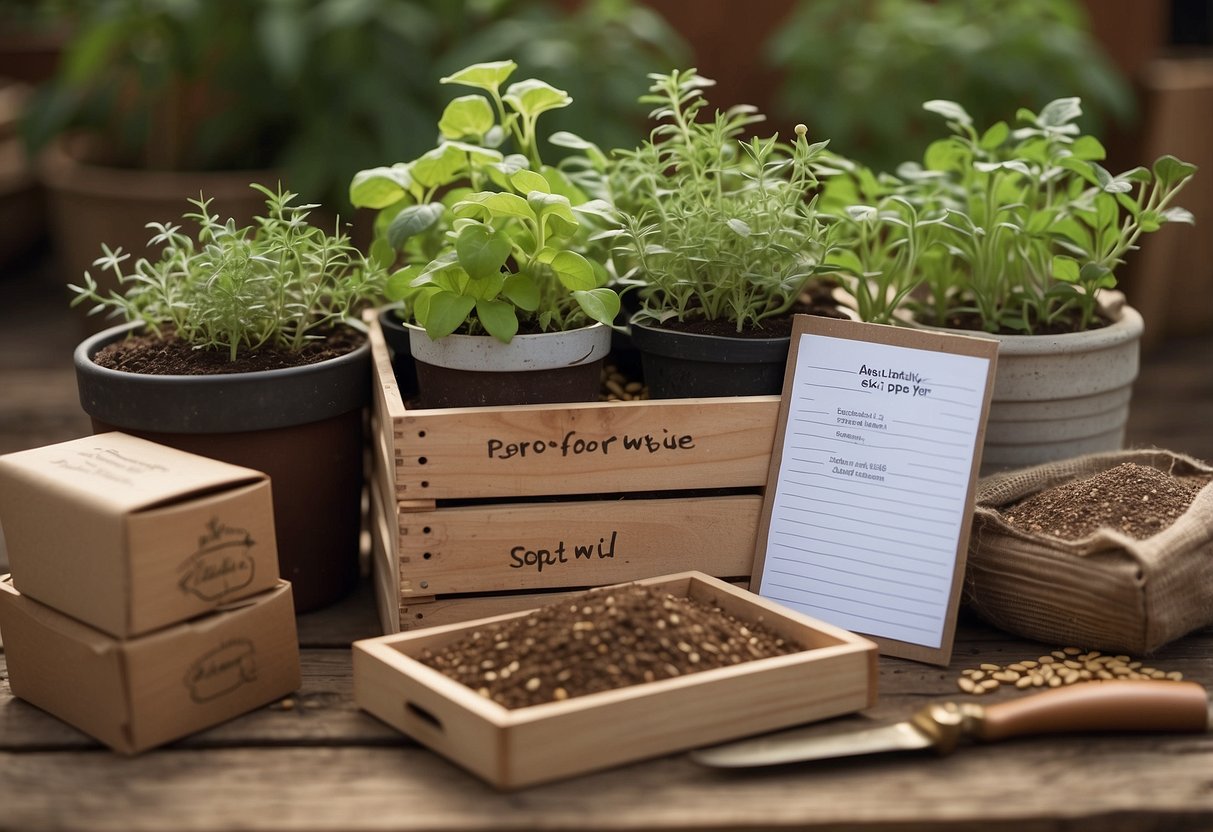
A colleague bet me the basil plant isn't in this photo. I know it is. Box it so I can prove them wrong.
[349,61,619,343]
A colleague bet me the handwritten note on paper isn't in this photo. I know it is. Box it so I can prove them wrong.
[753,317,997,664]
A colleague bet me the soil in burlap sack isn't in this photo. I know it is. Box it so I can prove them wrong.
[965,449,1213,655]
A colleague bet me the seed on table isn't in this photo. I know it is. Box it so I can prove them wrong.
[1051,651,1067,660]
[1021,660,1038,669]
[1063,647,1082,656]
[1167,671,1184,681]
[553,687,569,701]
[1015,676,1034,689]
[1097,670,1113,680]
[1039,656,1055,664]
[1140,667,1157,676]
[1008,663,1027,672]
[1063,659,1082,670]
[980,663,1000,671]
[1151,670,1167,680]
[1115,655,1131,663]
[525,677,541,692]
[625,382,644,394]
[971,671,986,681]
[992,671,1019,682]
[1048,676,1063,688]
[979,679,1000,691]
[958,677,977,693]
[1078,670,1092,680]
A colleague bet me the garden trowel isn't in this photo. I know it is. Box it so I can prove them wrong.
[692,680,1210,768]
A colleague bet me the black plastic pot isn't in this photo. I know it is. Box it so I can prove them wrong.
[74,322,370,613]
[628,317,790,398]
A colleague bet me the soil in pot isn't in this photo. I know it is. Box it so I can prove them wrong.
[419,583,801,709]
[1001,462,1213,540]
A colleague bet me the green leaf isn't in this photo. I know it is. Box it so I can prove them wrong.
[826,249,864,274]
[455,224,512,280]
[503,79,572,118]
[1079,262,1115,288]
[475,299,519,343]
[1137,210,1162,232]
[539,166,588,203]
[549,131,607,167]
[549,250,596,291]
[1058,156,1100,186]
[455,191,535,222]
[923,138,964,173]
[1038,98,1082,127]
[441,140,504,165]
[349,165,412,209]
[438,95,495,140]
[411,145,467,189]
[385,265,423,302]
[423,291,476,339]
[726,218,752,237]
[369,237,396,270]
[1070,135,1106,161]
[510,169,551,195]
[1119,166,1152,184]
[1153,155,1199,188]
[922,100,972,126]
[502,272,540,311]
[1160,206,1196,224]
[572,288,621,326]
[440,60,517,94]
[978,121,1009,150]
[386,203,444,249]
[1052,256,1081,283]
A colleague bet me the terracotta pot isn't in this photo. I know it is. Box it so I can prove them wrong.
[935,298,1144,475]
[628,317,790,399]
[407,323,611,408]
[39,135,276,334]
[74,322,371,613]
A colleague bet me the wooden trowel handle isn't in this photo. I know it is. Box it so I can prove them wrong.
[976,681,1209,742]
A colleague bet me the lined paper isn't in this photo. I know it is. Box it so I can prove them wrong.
[756,331,993,649]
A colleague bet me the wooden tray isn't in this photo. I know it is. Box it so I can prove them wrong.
[352,571,878,789]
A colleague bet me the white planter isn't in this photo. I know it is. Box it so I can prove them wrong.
[406,323,612,408]
[939,299,1144,475]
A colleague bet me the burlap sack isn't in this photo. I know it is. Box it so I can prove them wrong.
[965,449,1213,655]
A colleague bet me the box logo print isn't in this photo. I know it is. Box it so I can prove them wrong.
[185,639,258,703]
[178,518,257,601]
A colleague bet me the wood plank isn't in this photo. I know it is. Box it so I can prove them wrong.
[393,494,760,597]
[1,739,1211,832]
[391,396,779,500]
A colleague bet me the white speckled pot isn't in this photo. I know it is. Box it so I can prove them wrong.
[937,298,1144,475]
[406,323,612,408]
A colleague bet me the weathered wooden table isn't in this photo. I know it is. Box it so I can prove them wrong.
[3,576,1210,832]
[3,259,1212,829]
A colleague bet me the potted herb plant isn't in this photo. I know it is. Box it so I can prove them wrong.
[349,60,619,408]
[826,98,1197,472]
[70,185,385,612]
[608,69,845,399]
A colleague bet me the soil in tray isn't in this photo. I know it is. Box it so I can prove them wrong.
[1002,462,1212,540]
[419,584,802,709]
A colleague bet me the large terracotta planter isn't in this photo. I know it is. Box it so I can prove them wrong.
[39,135,275,333]
[950,299,1145,475]
[407,323,611,408]
[75,322,371,613]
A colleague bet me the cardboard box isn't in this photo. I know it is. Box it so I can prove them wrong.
[353,571,877,789]
[0,578,301,754]
[0,432,279,637]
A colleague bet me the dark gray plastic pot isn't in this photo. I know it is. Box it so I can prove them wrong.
[74,321,370,613]
[629,317,790,398]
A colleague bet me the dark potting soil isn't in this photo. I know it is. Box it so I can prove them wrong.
[929,308,1110,336]
[1002,463,1212,540]
[419,583,802,709]
[91,329,365,375]
[655,293,849,339]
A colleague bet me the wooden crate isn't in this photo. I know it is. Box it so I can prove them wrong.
[353,571,878,789]
[368,315,780,633]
